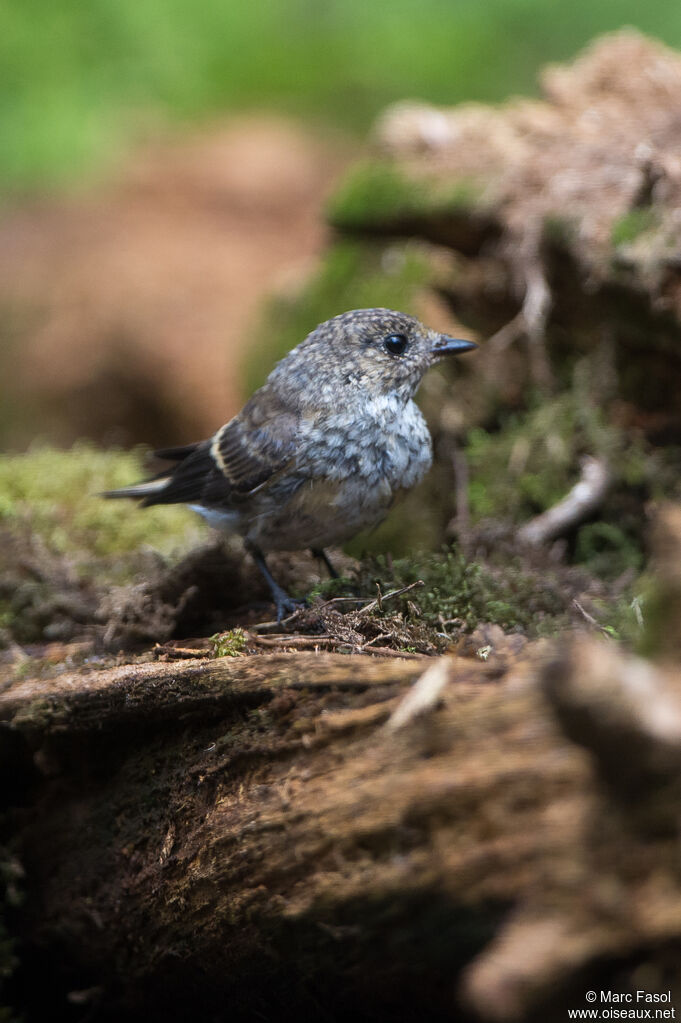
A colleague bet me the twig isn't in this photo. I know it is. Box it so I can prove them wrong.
[361,633,393,648]
[488,311,525,351]
[359,647,424,660]
[488,233,554,391]
[572,600,613,639]
[518,456,611,546]
[154,644,210,659]
[631,596,645,630]
[251,606,311,633]
[247,632,424,659]
[356,581,424,617]
[572,600,600,629]
[386,657,452,730]
[250,635,339,649]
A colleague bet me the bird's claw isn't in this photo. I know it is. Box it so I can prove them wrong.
[272,587,306,624]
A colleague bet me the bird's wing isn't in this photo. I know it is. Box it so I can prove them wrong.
[137,392,300,509]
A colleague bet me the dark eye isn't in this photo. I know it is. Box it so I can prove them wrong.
[383,333,409,356]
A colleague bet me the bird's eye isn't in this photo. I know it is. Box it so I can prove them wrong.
[383,333,409,356]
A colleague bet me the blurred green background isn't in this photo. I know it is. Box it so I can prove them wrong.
[4,0,681,193]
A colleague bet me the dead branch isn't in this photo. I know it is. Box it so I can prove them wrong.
[488,227,554,391]
[518,456,611,546]
[523,260,554,391]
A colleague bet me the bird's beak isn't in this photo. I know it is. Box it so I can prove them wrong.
[431,334,478,359]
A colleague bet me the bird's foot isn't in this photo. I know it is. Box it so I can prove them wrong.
[244,540,306,624]
[270,584,306,624]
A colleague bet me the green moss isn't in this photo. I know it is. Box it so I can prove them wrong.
[611,208,659,247]
[0,444,208,646]
[212,628,247,658]
[465,393,620,522]
[297,544,583,638]
[574,522,644,579]
[463,385,658,581]
[543,213,578,246]
[0,443,202,576]
[305,575,357,602]
[327,161,481,231]
[242,240,431,395]
[352,543,645,644]
[328,162,426,227]
[359,547,572,636]
[458,364,681,594]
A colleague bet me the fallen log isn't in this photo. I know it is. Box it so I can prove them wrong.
[3,638,681,1022]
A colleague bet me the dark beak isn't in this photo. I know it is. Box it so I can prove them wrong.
[431,335,478,358]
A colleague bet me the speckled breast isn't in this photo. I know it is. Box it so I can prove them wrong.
[247,396,433,551]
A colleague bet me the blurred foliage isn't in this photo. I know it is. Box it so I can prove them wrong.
[611,208,660,247]
[4,0,681,191]
[327,161,482,230]
[464,382,681,581]
[464,390,641,522]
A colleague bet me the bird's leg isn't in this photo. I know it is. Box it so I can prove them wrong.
[311,548,339,579]
[245,540,302,622]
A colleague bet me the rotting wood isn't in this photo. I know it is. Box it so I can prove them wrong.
[4,634,681,1022]
[0,651,432,734]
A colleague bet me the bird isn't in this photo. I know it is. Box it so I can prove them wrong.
[104,308,477,621]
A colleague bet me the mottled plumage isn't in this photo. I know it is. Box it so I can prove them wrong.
[105,308,476,619]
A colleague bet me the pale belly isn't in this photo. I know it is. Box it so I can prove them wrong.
[249,475,397,551]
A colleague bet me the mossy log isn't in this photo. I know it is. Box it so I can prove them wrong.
[4,640,681,1022]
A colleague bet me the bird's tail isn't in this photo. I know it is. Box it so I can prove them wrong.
[101,477,171,501]
[102,443,199,505]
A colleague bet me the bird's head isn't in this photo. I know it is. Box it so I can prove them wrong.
[281,308,477,403]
